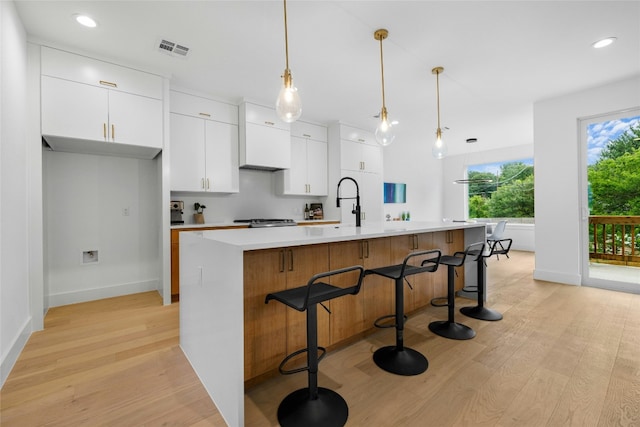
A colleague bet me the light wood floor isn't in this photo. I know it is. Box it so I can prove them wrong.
[2,251,639,426]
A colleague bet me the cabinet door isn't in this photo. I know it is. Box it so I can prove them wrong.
[361,142,383,174]
[244,249,287,379]
[361,238,392,327]
[285,244,330,357]
[306,139,328,196]
[328,240,366,344]
[205,121,239,193]
[340,139,364,172]
[170,114,206,192]
[286,136,308,194]
[108,91,162,148]
[41,76,108,141]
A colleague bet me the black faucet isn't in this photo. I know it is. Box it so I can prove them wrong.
[336,176,361,227]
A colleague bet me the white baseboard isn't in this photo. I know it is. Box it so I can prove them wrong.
[48,279,159,307]
[1,316,32,388]
[533,269,581,286]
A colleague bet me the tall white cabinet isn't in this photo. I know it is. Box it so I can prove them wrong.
[275,121,328,196]
[328,123,384,224]
[169,91,239,193]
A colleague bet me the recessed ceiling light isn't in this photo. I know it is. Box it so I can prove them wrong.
[74,14,97,28]
[592,37,616,49]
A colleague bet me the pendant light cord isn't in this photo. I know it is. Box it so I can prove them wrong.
[435,69,441,130]
[283,0,290,71]
[379,36,386,110]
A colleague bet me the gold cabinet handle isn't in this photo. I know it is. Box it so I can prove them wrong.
[206,178,210,190]
[365,241,370,258]
[279,250,285,272]
[99,80,117,88]
[288,249,294,271]
[358,138,365,142]
[199,112,211,117]
[303,133,311,138]
[201,178,205,189]
[103,123,107,139]
[264,121,275,126]
[359,242,364,260]
[111,124,115,140]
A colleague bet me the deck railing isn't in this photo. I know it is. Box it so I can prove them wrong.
[589,216,640,266]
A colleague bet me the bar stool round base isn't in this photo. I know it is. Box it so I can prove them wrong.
[429,320,476,340]
[373,346,428,376]
[277,387,348,427]
[460,306,503,321]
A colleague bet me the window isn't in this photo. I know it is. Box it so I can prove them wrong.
[467,158,534,222]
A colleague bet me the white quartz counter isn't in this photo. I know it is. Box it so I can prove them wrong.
[190,221,485,250]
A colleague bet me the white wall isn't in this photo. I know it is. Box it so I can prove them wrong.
[533,75,640,285]
[44,151,161,306]
[0,0,31,387]
[381,129,443,222]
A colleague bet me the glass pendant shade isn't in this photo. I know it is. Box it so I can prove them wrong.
[276,70,302,123]
[432,129,447,159]
[375,108,395,146]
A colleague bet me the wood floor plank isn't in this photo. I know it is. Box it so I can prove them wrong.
[2,252,640,427]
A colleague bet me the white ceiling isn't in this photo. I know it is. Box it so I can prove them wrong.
[14,1,640,155]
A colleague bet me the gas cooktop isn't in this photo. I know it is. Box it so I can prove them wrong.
[233,219,297,228]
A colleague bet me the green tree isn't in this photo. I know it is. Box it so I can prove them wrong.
[487,175,535,217]
[467,171,497,198]
[599,123,640,161]
[588,149,640,215]
[469,195,489,218]
[499,162,534,184]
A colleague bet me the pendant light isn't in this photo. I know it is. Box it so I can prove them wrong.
[275,0,302,123]
[374,29,395,146]
[431,66,447,159]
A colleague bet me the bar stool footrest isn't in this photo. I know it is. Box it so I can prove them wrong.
[278,347,327,375]
[460,305,503,321]
[429,320,476,340]
[373,345,428,376]
[373,313,408,329]
[430,296,448,307]
[461,286,478,293]
[278,386,348,427]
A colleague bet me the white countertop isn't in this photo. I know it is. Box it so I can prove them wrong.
[185,221,485,250]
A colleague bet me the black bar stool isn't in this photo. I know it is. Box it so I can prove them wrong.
[460,238,512,321]
[429,242,485,340]
[364,249,441,376]
[265,265,365,427]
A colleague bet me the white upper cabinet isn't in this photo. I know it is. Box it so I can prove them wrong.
[40,47,163,158]
[275,121,328,196]
[239,102,290,170]
[170,91,239,193]
[339,124,382,174]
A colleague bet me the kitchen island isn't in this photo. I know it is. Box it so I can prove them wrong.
[179,221,485,427]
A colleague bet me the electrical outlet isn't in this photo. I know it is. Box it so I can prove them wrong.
[123,207,130,216]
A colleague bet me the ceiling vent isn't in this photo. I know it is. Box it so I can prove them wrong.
[157,39,190,58]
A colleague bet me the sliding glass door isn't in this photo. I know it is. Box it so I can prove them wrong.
[579,108,640,292]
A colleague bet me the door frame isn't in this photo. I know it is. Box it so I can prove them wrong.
[578,107,640,292]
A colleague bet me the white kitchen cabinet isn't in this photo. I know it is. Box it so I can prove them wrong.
[275,121,328,196]
[340,126,382,174]
[170,113,239,193]
[40,47,163,158]
[239,102,290,170]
